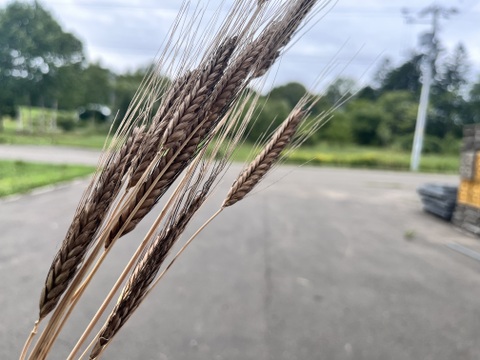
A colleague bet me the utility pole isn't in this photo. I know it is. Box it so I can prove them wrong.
[403,4,457,171]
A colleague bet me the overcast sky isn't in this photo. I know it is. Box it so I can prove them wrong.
[2,0,480,90]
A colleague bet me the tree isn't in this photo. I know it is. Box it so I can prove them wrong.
[113,69,149,123]
[81,63,114,106]
[245,97,291,143]
[379,53,423,94]
[269,82,307,108]
[372,57,393,89]
[348,99,385,146]
[469,77,480,124]
[435,43,469,93]
[0,1,84,119]
[323,77,356,106]
[54,63,85,110]
[375,91,418,146]
[428,44,470,138]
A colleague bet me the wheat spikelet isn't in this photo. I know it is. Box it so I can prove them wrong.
[223,108,305,207]
[125,37,235,191]
[254,0,318,77]
[126,70,194,188]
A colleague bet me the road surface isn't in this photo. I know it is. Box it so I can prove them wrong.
[0,144,100,166]
[1,151,480,359]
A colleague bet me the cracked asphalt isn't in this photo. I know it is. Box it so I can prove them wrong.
[1,147,480,359]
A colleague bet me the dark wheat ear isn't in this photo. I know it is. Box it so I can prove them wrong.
[38,125,143,319]
[223,108,306,207]
[89,191,206,360]
[103,36,239,249]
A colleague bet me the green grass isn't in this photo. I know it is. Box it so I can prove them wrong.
[229,143,459,173]
[0,130,107,148]
[1,114,460,173]
[0,118,107,149]
[0,160,95,198]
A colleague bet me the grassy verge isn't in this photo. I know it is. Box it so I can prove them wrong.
[0,118,108,149]
[0,130,107,149]
[230,143,459,173]
[0,160,95,198]
[0,114,460,173]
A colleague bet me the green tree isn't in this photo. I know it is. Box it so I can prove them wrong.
[81,63,114,106]
[269,82,307,108]
[375,91,418,146]
[436,43,469,93]
[320,77,356,109]
[428,44,470,139]
[245,97,291,143]
[0,1,84,120]
[469,77,480,124]
[379,53,422,94]
[348,99,384,145]
[112,69,149,123]
[372,57,393,89]
[55,63,85,109]
[316,110,353,144]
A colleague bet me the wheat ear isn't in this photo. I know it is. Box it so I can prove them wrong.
[102,36,238,249]
[89,191,206,359]
[30,29,246,360]
[147,107,309,295]
[24,125,148,359]
[89,102,308,360]
[37,127,144,319]
[224,108,305,207]
[88,135,234,359]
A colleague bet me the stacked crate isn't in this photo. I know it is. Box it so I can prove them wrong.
[417,184,457,220]
[452,125,480,234]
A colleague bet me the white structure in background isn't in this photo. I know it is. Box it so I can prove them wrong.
[404,5,457,171]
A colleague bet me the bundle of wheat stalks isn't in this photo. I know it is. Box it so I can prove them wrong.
[20,0,338,359]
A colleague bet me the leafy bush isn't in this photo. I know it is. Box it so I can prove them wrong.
[393,133,459,155]
[56,113,77,132]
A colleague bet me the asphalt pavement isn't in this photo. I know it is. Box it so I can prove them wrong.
[0,144,100,166]
[2,148,480,359]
